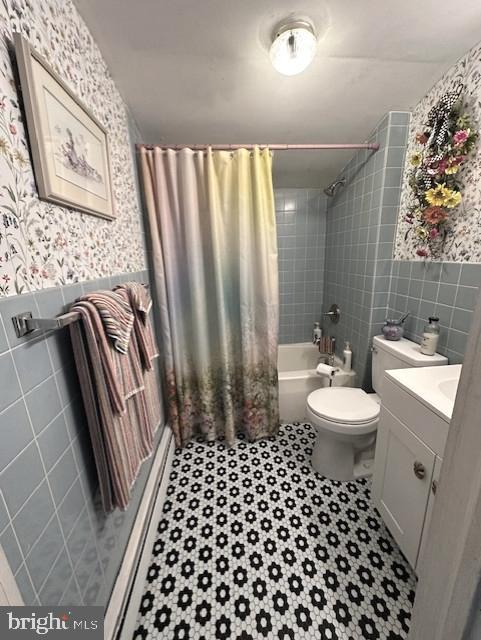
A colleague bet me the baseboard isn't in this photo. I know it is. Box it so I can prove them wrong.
[104,425,175,640]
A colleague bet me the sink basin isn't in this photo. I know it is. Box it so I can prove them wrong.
[385,364,462,422]
[438,377,459,403]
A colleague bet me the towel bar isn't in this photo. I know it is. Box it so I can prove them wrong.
[11,283,150,338]
[12,310,82,338]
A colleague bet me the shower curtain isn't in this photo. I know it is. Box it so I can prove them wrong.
[139,146,279,447]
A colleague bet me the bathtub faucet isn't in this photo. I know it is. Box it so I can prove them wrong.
[318,351,335,367]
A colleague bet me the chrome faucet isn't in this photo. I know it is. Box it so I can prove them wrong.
[318,351,335,367]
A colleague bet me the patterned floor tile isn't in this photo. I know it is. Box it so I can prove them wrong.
[132,423,416,640]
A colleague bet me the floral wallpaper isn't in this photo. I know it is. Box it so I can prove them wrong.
[0,0,146,297]
[395,40,481,262]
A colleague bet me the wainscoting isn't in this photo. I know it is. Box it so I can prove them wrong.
[0,269,165,607]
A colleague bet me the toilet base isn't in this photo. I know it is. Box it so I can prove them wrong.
[311,426,377,482]
[353,457,375,479]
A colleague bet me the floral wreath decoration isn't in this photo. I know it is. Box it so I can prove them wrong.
[404,83,478,258]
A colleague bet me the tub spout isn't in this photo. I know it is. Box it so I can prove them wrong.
[318,352,335,367]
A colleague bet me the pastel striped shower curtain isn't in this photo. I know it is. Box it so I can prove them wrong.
[139,146,279,446]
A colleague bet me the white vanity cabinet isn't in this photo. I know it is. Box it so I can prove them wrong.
[372,369,455,572]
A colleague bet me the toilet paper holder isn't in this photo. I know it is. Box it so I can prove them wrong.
[316,362,340,387]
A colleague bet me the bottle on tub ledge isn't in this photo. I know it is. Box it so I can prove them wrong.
[343,341,352,372]
[420,316,440,355]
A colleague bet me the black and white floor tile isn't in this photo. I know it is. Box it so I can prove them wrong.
[133,423,416,640]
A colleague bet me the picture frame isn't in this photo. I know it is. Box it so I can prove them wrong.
[13,33,115,220]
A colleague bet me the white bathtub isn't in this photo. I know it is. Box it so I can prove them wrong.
[278,342,356,423]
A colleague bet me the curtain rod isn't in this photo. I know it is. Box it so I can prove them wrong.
[136,142,380,151]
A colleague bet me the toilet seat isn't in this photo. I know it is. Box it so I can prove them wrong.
[307,387,380,434]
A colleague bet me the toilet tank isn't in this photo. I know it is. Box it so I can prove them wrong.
[372,335,448,396]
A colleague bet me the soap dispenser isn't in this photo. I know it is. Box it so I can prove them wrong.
[420,316,440,355]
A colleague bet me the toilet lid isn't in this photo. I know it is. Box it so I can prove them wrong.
[307,387,380,425]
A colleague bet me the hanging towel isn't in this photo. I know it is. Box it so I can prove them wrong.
[114,282,158,370]
[118,281,152,316]
[70,287,161,511]
[115,283,162,444]
[69,314,114,511]
[80,290,134,354]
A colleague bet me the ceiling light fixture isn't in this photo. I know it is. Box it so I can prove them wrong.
[269,20,317,76]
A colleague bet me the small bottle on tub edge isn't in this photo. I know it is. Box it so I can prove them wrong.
[343,341,352,372]
[420,316,440,355]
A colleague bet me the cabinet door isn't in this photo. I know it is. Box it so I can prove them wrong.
[416,456,442,572]
[372,407,435,568]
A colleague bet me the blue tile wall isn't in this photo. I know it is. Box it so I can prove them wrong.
[0,270,164,606]
[323,112,410,387]
[276,189,327,343]
[387,260,481,363]
[324,108,479,375]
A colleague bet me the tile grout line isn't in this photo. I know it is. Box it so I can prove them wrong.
[69,423,109,597]
[0,396,77,479]
[9,350,85,605]
[1,438,78,523]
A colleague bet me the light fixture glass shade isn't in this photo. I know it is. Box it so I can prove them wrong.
[269,22,317,76]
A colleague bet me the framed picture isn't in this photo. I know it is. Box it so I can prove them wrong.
[13,33,115,220]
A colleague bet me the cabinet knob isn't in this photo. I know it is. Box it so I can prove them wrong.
[432,480,438,495]
[413,461,426,479]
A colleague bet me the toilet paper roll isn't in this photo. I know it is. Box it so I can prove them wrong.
[316,363,339,378]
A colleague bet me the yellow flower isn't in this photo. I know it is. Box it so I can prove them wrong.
[443,189,462,208]
[415,226,428,239]
[425,184,448,207]
[444,164,459,175]
[0,137,8,154]
[410,152,422,166]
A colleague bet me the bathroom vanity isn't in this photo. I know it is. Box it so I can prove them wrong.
[372,364,461,571]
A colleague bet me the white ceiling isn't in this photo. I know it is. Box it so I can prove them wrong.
[74,0,481,187]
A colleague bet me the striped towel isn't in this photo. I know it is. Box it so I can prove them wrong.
[80,290,134,354]
[77,296,144,415]
[69,311,114,511]
[70,302,146,510]
[114,282,158,370]
[70,289,161,511]
[115,283,162,441]
[117,281,152,316]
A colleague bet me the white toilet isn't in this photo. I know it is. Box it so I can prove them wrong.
[307,335,448,481]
